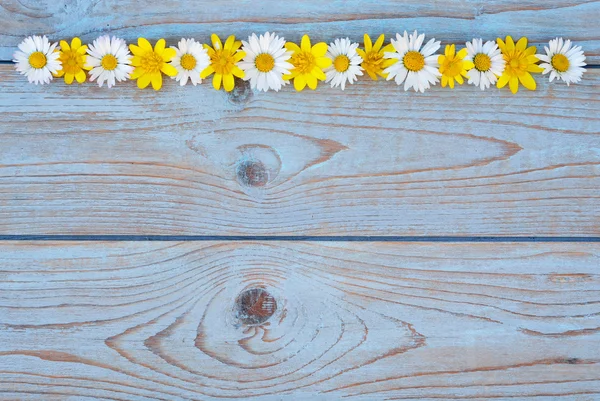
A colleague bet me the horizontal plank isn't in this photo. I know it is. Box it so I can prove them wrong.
[1,0,599,63]
[0,241,599,399]
[1,66,599,236]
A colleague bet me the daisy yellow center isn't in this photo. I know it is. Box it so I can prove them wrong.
[101,54,118,71]
[141,51,165,74]
[211,49,236,75]
[473,53,491,72]
[28,51,47,69]
[290,51,316,74]
[444,58,463,77]
[551,54,570,72]
[60,50,85,74]
[403,51,425,72]
[503,50,529,76]
[255,53,275,73]
[333,55,350,72]
[180,54,197,71]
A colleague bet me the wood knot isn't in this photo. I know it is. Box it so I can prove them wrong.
[228,79,253,104]
[235,288,277,326]
[236,160,269,187]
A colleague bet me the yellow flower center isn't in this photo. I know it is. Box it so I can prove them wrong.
[444,59,463,77]
[101,54,118,71]
[290,51,316,74]
[403,51,425,72]
[503,50,530,76]
[210,49,236,75]
[28,51,47,69]
[141,51,165,74]
[180,53,197,71]
[551,54,570,72]
[333,55,350,72]
[473,53,491,72]
[255,53,275,73]
[59,49,86,75]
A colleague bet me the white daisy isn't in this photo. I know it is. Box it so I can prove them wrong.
[13,35,61,85]
[170,38,210,86]
[86,35,133,88]
[239,32,293,92]
[324,38,363,90]
[464,38,505,90]
[537,38,586,86]
[383,30,441,92]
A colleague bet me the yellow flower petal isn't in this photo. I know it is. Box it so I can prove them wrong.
[285,42,301,53]
[527,63,544,73]
[306,73,318,90]
[311,42,328,57]
[316,57,332,69]
[373,34,385,52]
[524,46,537,56]
[234,50,246,62]
[154,39,166,54]
[441,75,448,87]
[497,73,510,88]
[455,74,463,85]
[364,34,373,53]
[213,73,222,90]
[356,48,367,59]
[138,73,151,89]
[131,55,142,66]
[130,67,144,80]
[497,37,506,52]
[211,34,222,50]
[506,36,515,52]
[445,44,454,57]
[60,40,70,51]
[518,72,536,90]
[311,66,326,81]
[129,44,143,56]
[449,77,455,89]
[161,48,176,61]
[223,73,235,92]
[65,73,74,85]
[294,74,306,91]
[232,66,245,79]
[231,40,242,52]
[54,70,65,78]
[200,65,215,79]
[138,38,153,52]
[457,48,468,59]
[301,35,311,52]
[463,60,475,70]
[509,76,519,94]
[77,45,88,55]
[515,37,528,51]
[71,37,82,50]
[75,69,86,83]
[151,72,162,90]
[224,35,236,51]
[161,63,178,77]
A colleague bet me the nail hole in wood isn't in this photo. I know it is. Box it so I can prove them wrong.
[236,160,269,187]
[228,79,253,104]
[235,288,277,326]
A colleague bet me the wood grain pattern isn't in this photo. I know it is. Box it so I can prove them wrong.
[0,241,598,400]
[1,0,599,63]
[1,66,598,236]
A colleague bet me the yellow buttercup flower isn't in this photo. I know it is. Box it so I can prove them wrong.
[54,37,90,84]
[129,38,177,90]
[496,36,543,94]
[201,34,245,92]
[356,34,395,80]
[284,35,332,91]
[438,44,474,88]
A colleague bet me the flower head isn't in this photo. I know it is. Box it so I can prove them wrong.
[496,36,543,94]
[129,38,177,90]
[284,35,332,91]
[13,35,61,85]
[55,37,91,84]
[86,35,133,88]
[438,44,473,88]
[239,32,293,92]
[383,30,441,92]
[201,34,245,92]
[464,38,505,90]
[537,38,586,86]
[324,38,363,90]
[356,34,395,80]
[170,38,210,86]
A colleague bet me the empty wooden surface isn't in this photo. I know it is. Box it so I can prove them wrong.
[1,0,600,63]
[0,66,598,236]
[0,241,599,400]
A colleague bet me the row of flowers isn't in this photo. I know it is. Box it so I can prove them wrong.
[14,32,586,93]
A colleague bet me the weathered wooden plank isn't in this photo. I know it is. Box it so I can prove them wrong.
[0,241,598,399]
[1,66,599,236]
[1,0,599,63]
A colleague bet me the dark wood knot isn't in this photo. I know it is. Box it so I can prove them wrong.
[236,160,269,187]
[228,79,253,104]
[235,288,277,326]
